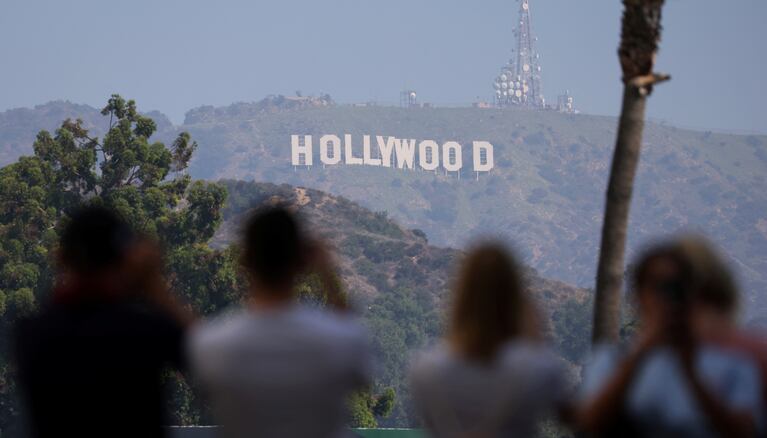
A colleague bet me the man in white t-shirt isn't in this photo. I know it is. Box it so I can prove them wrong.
[188,207,372,438]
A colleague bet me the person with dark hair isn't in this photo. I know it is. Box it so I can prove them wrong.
[577,242,763,438]
[14,205,191,438]
[188,206,371,438]
[410,243,566,438]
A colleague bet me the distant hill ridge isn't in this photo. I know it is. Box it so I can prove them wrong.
[0,101,175,165]
[2,100,766,318]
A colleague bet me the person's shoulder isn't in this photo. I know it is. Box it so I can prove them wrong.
[13,311,49,350]
[118,302,179,327]
[713,329,767,363]
[700,343,762,374]
[293,307,368,339]
[499,341,567,385]
[578,343,625,400]
[583,343,623,368]
[698,343,764,411]
[16,302,71,326]
[14,311,44,334]
[190,310,251,350]
[500,341,562,370]
[410,344,452,380]
[500,340,557,360]
[13,304,79,341]
[409,345,452,405]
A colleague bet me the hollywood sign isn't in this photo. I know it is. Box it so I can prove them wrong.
[291,135,494,172]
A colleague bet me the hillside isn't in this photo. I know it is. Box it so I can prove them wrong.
[217,180,585,311]
[181,104,767,317]
[215,180,589,425]
[3,101,766,318]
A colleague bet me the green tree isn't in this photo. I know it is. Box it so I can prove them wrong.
[348,387,397,429]
[0,95,238,432]
[552,295,593,364]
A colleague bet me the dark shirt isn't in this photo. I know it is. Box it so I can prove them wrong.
[14,297,185,438]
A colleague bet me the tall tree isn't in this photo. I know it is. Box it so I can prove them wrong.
[592,0,670,343]
[0,95,239,431]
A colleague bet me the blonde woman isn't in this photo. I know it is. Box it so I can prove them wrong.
[410,243,566,438]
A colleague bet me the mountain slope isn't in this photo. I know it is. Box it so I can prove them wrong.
[180,104,767,316]
[0,101,175,165]
[217,180,586,317]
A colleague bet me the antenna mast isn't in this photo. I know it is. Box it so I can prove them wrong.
[493,0,545,108]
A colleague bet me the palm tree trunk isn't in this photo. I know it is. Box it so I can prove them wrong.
[592,0,668,344]
[592,86,648,343]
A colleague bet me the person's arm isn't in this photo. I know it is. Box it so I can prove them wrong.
[574,344,650,433]
[408,357,441,434]
[306,240,349,312]
[670,306,756,438]
[317,262,348,312]
[144,276,196,328]
[125,238,196,327]
[678,347,756,438]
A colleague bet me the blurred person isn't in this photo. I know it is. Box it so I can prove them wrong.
[680,237,767,417]
[410,243,566,438]
[577,242,763,438]
[188,206,371,438]
[14,206,191,438]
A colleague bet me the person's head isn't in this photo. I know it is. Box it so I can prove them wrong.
[59,205,136,277]
[241,206,306,297]
[632,242,696,322]
[677,236,738,318]
[448,243,527,362]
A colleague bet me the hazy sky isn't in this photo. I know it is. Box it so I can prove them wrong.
[1,0,765,133]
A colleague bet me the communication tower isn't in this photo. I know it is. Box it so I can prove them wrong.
[400,90,419,108]
[493,0,545,108]
[557,90,576,113]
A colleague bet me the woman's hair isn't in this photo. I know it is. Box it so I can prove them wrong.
[677,236,738,316]
[448,243,527,362]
